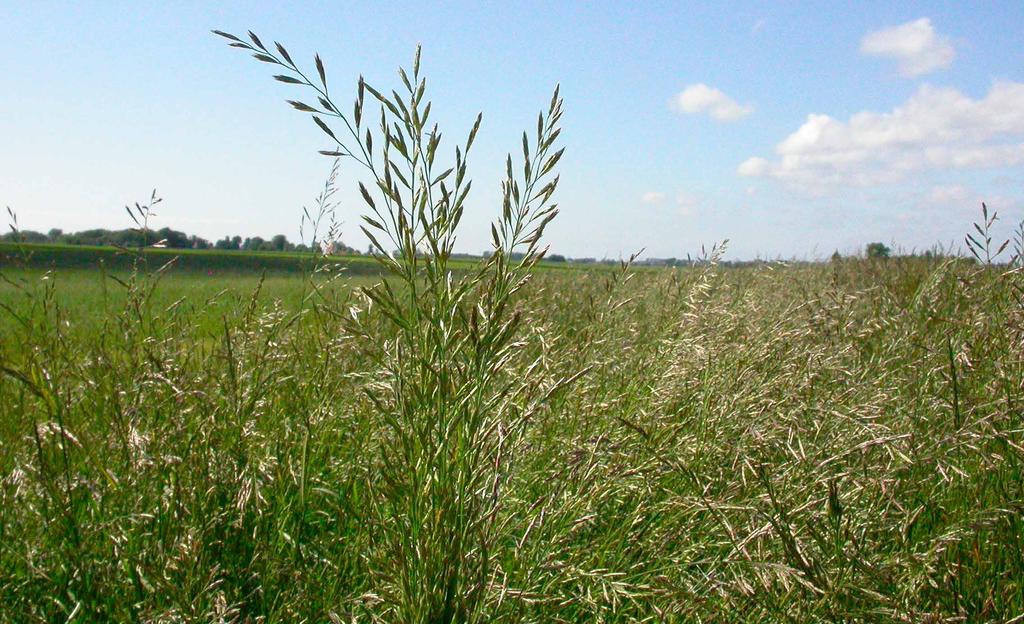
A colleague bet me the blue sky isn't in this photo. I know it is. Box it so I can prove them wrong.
[2,1,1023,259]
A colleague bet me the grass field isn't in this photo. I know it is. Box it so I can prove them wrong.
[0,268,376,343]
[2,250,1022,622]
[0,242,494,275]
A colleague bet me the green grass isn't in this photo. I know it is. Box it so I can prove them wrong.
[0,242,475,275]
[1,255,1022,622]
[0,268,375,342]
[0,242,579,276]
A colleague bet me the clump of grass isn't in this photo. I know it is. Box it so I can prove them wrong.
[965,201,1010,265]
[215,31,569,621]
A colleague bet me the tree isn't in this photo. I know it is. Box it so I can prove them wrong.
[243,236,265,251]
[866,242,890,259]
[270,234,290,251]
[1,229,47,243]
[47,228,64,242]
[154,227,190,248]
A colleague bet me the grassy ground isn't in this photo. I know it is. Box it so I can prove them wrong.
[0,242,383,274]
[1,254,1021,622]
[0,268,373,341]
[0,242,575,275]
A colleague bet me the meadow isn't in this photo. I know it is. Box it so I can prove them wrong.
[2,30,1023,623]
[0,242,486,276]
[2,248,1023,622]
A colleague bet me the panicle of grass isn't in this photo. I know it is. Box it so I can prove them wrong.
[219,32,569,622]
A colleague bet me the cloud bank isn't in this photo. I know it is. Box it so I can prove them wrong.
[860,18,955,77]
[738,81,1024,193]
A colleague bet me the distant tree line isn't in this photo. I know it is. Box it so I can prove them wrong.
[3,226,584,262]
[2,228,948,266]
[0,227,363,255]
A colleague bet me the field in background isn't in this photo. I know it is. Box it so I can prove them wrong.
[0,242,484,275]
[0,268,378,343]
[2,254,1022,621]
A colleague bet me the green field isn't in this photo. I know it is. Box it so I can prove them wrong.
[0,242,491,275]
[2,251,1022,622]
[0,268,376,342]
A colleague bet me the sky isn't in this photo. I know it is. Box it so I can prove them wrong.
[2,1,1023,260]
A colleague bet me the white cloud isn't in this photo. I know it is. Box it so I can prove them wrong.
[738,157,769,177]
[641,191,666,204]
[642,190,700,216]
[738,81,1024,194]
[860,18,955,77]
[926,184,971,205]
[676,191,700,217]
[672,84,753,121]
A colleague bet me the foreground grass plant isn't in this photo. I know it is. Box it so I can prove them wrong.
[215,32,568,622]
